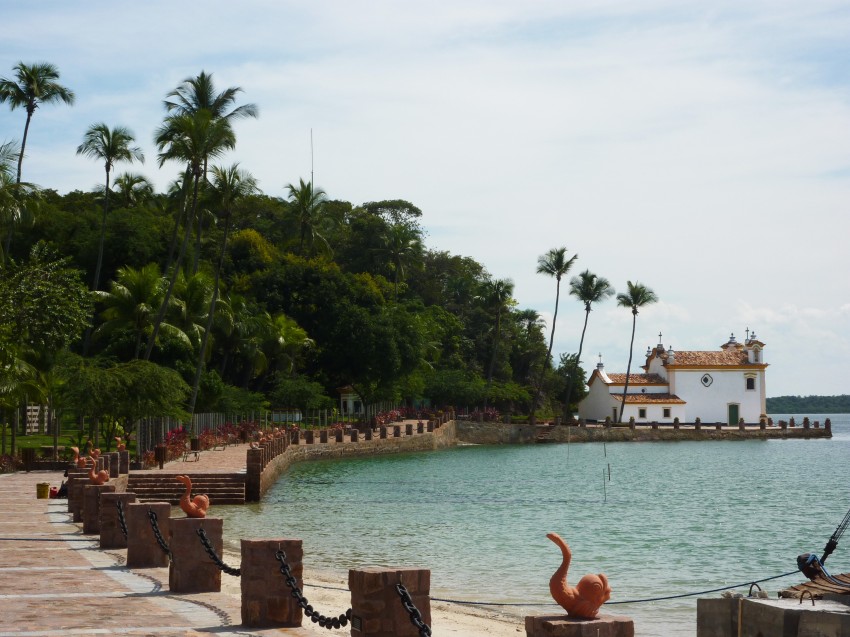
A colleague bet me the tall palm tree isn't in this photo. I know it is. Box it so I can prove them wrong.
[0,62,72,255]
[482,277,515,408]
[144,110,236,360]
[186,164,258,417]
[286,178,330,255]
[164,71,258,272]
[0,62,75,185]
[76,124,144,293]
[112,172,154,208]
[565,270,614,415]
[616,280,658,423]
[532,247,578,420]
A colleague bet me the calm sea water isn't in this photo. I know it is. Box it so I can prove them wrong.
[216,415,850,636]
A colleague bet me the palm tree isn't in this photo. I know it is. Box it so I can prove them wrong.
[144,110,236,360]
[616,280,658,423]
[76,124,144,293]
[286,178,329,255]
[481,277,515,408]
[164,71,258,271]
[565,270,614,415]
[186,164,258,417]
[378,222,423,297]
[94,264,188,359]
[0,140,39,263]
[112,172,154,208]
[532,247,578,420]
[0,62,75,185]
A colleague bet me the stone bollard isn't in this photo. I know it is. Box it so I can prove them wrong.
[100,492,136,549]
[349,567,430,636]
[291,430,300,445]
[525,614,635,637]
[241,538,303,628]
[716,423,722,430]
[169,518,223,593]
[83,484,116,535]
[320,430,328,443]
[304,430,314,444]
[126,502,171,568]
[335,429,344,443]
[380,426,388,439]
[405,424,413,436]
[67,470,89,522]
[393,425,401,438]
[417,422,424,434]
[107,452,120,478]
[427,421,434,432]
[364,428,373,441]
[351,430,359,442]
[119,450,129,474]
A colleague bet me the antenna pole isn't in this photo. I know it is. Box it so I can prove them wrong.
[310,128,314,186]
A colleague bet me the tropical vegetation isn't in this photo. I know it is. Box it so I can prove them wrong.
[0,60,661,463]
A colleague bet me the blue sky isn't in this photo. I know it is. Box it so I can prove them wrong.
[2,1,849,397]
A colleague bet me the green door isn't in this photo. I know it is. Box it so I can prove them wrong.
[728,404,739,425]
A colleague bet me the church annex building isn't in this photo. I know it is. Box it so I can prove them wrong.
[578,331,768,425]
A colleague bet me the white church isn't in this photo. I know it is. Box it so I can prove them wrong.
[578,331,768,425]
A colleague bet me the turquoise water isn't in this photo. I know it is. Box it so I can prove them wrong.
[216,415,850,636]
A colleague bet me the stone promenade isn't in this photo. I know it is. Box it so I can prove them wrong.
[0,467,345,636]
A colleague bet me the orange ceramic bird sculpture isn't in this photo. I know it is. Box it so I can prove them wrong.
[70,446,87,469]
[115,437,126,452]
[88,457,109,485]
[176,475,210,518]
[546,532,611,620]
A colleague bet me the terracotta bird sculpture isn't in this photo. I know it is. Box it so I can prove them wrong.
[176,474,210,518]
[115,437,126,452]
[70,446,88,469]
[87,457,109,485]
[547,532,611,620]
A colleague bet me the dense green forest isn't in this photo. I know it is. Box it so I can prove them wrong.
[766,395,850,414]
[1,64,652,452]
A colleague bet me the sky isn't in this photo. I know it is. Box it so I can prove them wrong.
[2,1,849,397]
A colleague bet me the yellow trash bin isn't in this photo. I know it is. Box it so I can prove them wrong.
[36,482,50,499]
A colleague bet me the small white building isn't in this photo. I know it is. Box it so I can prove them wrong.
[578,331,768,424]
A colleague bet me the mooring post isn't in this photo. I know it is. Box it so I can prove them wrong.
[99,492,136,549]
[525,614,635,637]
[169,517,223,593]
[241,538,303,628]
[349,567,431,636]
[82,484,116,535]
[125,501,171,568]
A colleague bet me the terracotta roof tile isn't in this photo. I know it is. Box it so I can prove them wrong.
[613,393,686,404]
[605,373,666,384]
[668,350,752,366]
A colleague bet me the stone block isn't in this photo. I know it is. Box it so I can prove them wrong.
[349,567,430,636]
[83,484,115,535]
[320,430,328,443]
[99,492,136,549]
[351,430,359,442]
[405,424,413,436]
[525,614,634,637]
[168,517,223,593]
[107,451,119,478]
[119,450,129,474]
[241,538,303,627]
[126,502,171,568]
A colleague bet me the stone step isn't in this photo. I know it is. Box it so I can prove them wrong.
[127,473,246,505]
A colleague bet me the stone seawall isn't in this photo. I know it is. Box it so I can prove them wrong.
[247,421,456,501]
[456,421,832,444]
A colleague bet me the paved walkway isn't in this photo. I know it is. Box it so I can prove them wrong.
[138,441,250,474]
[0,470,342,636]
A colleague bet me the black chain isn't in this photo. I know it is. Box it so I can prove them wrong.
[396,583,432,636]
[197,528,241,576]
[147,508,171,561]
[275,549,351,630]
[116,500,128,539]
